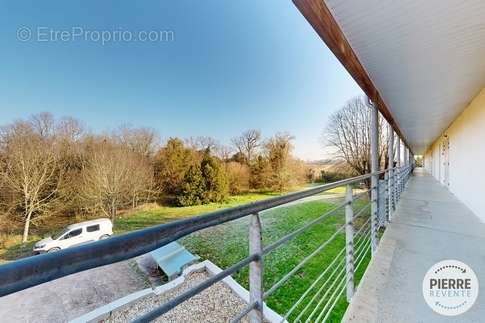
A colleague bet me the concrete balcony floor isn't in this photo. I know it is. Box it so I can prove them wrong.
[343,168,485,323]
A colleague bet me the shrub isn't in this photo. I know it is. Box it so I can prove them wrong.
[226,162,250,194]
[319,170,348,183]
[249,155,272,190]
[200,153,228,203]
[154,138,195,195]
[176,165,205,206]
[176,153,228,206]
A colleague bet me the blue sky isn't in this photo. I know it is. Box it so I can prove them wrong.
[0,0,362,160]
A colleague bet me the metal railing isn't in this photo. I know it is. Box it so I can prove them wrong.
[0,164,413,322]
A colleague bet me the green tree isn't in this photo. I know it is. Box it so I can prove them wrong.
[265,132,294,191]
[176,152,228,206]
[176,165,205,206]
[201,153,228,203]
[154,138,194,196]
[249,155,272,190]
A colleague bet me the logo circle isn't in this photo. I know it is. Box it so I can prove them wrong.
[17,26,32,42]
[423,260,478,316]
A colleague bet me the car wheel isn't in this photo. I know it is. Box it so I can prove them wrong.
[99,234,110,240]
[47,247,61,253]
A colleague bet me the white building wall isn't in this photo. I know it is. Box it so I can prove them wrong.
[424,150,432,174]
[423,87,485,220]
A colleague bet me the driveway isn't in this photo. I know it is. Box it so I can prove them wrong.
[0,260,147,322]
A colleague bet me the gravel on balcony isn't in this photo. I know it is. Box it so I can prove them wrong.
[105,270,251,323]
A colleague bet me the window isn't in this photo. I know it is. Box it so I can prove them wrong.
[87,224,100,232]
[53,228,69,240]
[62,228,82,239]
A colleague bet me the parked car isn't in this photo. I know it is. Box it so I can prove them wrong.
[33,218,113,254]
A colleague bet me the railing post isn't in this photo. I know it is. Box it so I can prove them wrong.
[396,137,401,202]
[249,213,263,323]
[402,165,408,186]
[384,172,389,223]
[345,184,354,302]
[370,100,379,255]
[387,124,395,219]
[401,165,405,191]
[399,168,403,197]
[393,168,398,209]
[401,145,409,192]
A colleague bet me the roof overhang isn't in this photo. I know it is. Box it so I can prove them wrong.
[293,0,485,154]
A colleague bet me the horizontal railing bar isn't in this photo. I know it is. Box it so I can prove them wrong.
[316,279,346,323]
[353,203,371,218]
[352,191,370,202]
[262,202,346,255]
[282,245,346,321]
[304,263,347,322]
[263,225,345,298]
[354,240,371,272]
[131,254,258,323]
[294,260,346,323]
[294,232,374,323]
[354,238,371,264]
[316,235,373,323]
[132,204,372,323]
[354,217,371,237]
[353,227,371,252]
[0,170,392,297]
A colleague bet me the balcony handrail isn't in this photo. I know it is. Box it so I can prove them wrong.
[0,167,396,297]
[0,164,414,323]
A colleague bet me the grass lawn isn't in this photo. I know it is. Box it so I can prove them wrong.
[182,196,372,322]
[113,184,371,323]
[0,192,280,263]
[113,186,354,234]
[0,185,372,322]
[114,192,282,234]
[0,233,42,263]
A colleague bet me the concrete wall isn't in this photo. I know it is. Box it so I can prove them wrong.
[424,87,485,220]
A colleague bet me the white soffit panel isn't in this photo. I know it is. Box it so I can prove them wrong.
[325,0,485,153]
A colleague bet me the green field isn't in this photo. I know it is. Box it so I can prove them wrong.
[0,187,372,322]
[114,192,282,233]
[115,190,371,322]
[181,196,371,322]
[0,192,280,263]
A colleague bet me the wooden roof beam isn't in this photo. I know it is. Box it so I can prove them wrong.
[292,0,413,154]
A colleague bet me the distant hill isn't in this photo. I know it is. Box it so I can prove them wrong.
[306,158,348,172]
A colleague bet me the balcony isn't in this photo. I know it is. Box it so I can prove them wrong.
[0,163,413,322]
[1,0,485,322]
[343,168,485,322]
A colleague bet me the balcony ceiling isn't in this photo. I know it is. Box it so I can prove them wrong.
[324,0,485,154]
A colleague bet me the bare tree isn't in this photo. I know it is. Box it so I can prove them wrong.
[116,125,159,157]
[80,142,148,220]
[264,132,295,191]
[214,144,233,161]
[225,161,250,194]
[127,155,155,208]
[323,96,389,178]
[30,112,55,138]
[185,136,219,153]
[231,129,261,164]
[56,117,85,142]
[0,123,63,242]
